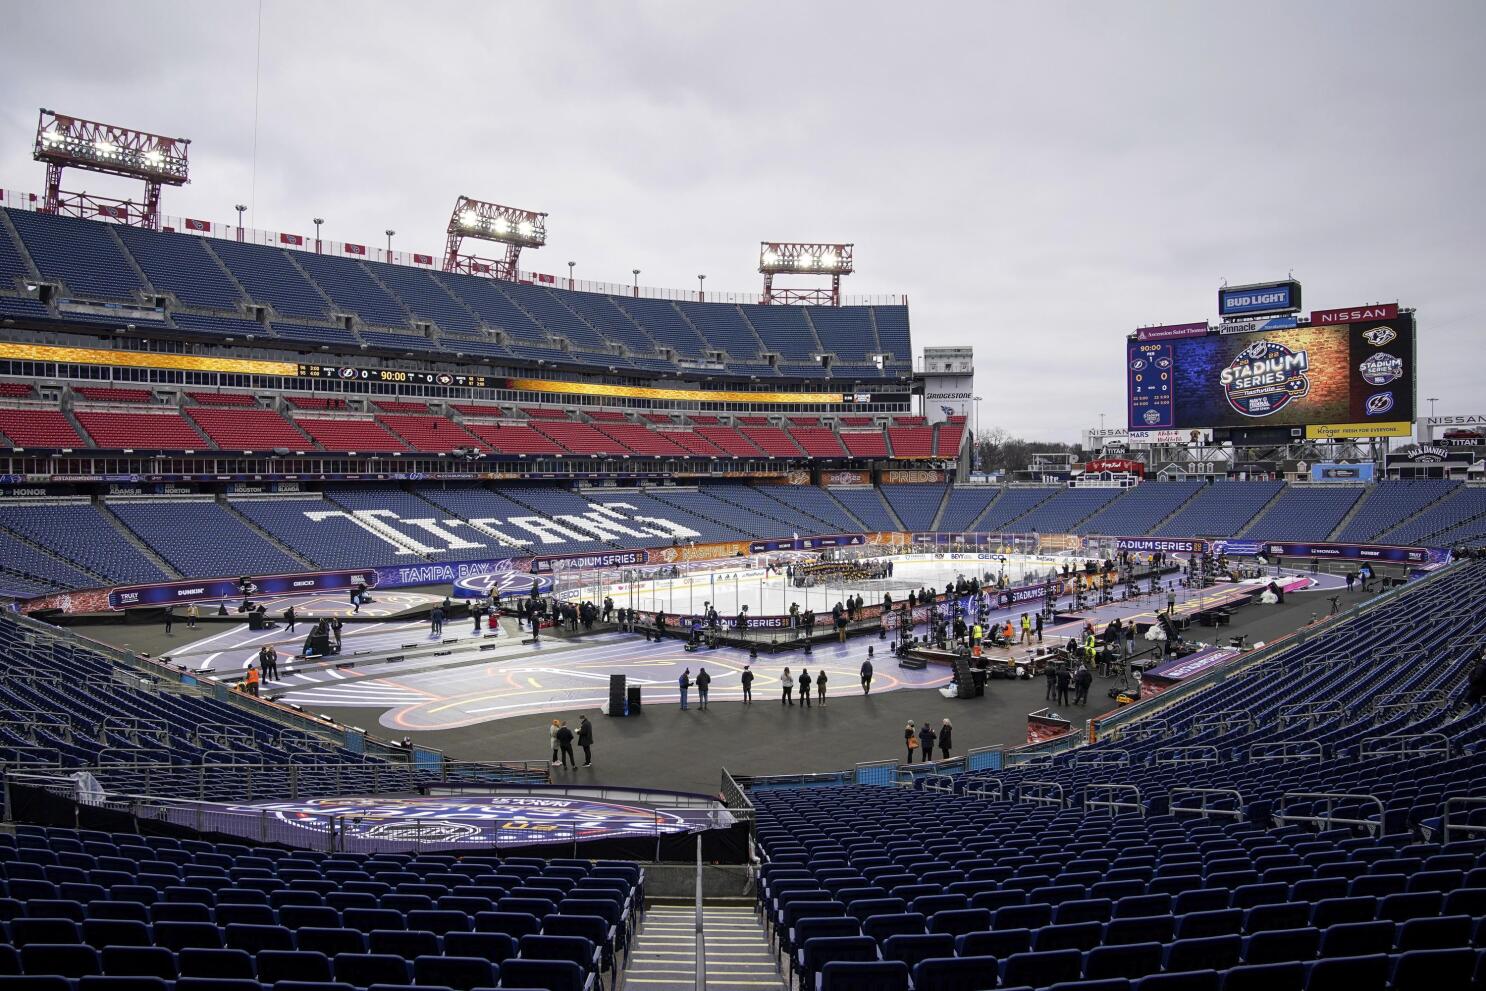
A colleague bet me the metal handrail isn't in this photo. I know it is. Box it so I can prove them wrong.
[1084,783,1143,816]
[1442,797,1486,844]
[1190,710,1255,735]
[922,774,957,795]
[1169,786,1246,820]
[1275,791,1386,834]
[1249,741,1324,762]
[1278,700,1344,727]
[1358,733,1451,759]
[695,833,705,991]
[1156,745,1219,764]
[1073,749,1130,767]
[1017,780,1066,808]
[963,779,1003,802]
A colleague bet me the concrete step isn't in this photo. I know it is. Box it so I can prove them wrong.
[624,905,784,991]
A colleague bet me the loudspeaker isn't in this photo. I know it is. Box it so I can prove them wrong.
[953,657,976,699]
[607,674,626,716]
[627,684,642,712]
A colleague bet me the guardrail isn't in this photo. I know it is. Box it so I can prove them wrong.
[1169,786,1246,820]
[1275,791,1386,835]
[1155,745,1219,765]
[1442,797,1486,844]
[1249,741,1324,762]
[1017,780,1066,809]
[1084,783,1143,816]
[1358,733,1451,759]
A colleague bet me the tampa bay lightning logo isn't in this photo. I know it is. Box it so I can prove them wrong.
[1362,325,1398,347]
[454,570,554,598]
[338,367,357,379]
[1129,358,1147,372]
[1365,392,1395,416]
[1359,352,1403,386]
[1220,340,1310,418]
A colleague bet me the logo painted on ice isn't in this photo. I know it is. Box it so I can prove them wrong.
[1219,340,1310,418]
[1358,352,1403,386]
[1365,392,1395,416]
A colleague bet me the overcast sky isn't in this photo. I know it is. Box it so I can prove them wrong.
[1,1,1481,440]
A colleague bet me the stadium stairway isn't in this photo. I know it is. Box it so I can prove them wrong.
[626,902,785,991]
[59,403,95,448]
[874,489,906,531]
[1232,483,1293,538]
[91,498,184,580]
[1141,483,1207,536]
[927,485,953,531]
[1327,486,1375,541]
[219,495,318,571]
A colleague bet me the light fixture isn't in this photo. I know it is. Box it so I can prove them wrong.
[459,210,476,226]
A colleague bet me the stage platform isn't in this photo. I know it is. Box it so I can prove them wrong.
[203,786,738,854]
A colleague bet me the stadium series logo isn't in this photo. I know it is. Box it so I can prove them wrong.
[1359,351,1404,386]
[227,795,699,846]
[1219,340,1310,417]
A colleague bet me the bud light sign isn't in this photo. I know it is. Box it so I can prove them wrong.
[1218,280,1302,318]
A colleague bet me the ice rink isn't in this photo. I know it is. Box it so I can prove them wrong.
[555,552,1093,619]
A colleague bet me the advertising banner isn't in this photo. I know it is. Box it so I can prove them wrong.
[1257,541,1433,563]
[1310,462,1375,481]
[531,549,649,574]
[820,469,872,486]
[1218,280,1302,317]
[107,569,379,611]
[881,469,947,484]
[1127,314,1415,431]
[1113,537,1207,554]
[1144,645,1242,681]
[1127,428,1214,444]
[1135,321,1209,342]
[1305,422,1412,439]
[374,557,531,591]
[1310,303,1398,326]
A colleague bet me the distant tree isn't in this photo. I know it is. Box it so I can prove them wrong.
[973,427,1082,473]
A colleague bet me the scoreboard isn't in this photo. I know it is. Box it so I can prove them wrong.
[1127,312,1415,437]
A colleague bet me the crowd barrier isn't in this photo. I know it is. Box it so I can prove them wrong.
[16,530,1445,616]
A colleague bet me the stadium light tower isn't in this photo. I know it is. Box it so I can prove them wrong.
[759,241,854,306]
[33,108,189,230]
[442,195,547,280]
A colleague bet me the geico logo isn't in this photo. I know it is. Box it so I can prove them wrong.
[291,580,315,587]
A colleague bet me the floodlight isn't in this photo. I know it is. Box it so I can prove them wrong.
[443,194,548,279]
[33,109,190,229]
[758,241,855,305]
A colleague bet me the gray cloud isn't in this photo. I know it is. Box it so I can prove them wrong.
[0,0,1480,439]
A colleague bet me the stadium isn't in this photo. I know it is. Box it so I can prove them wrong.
[0,7,1484,991]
